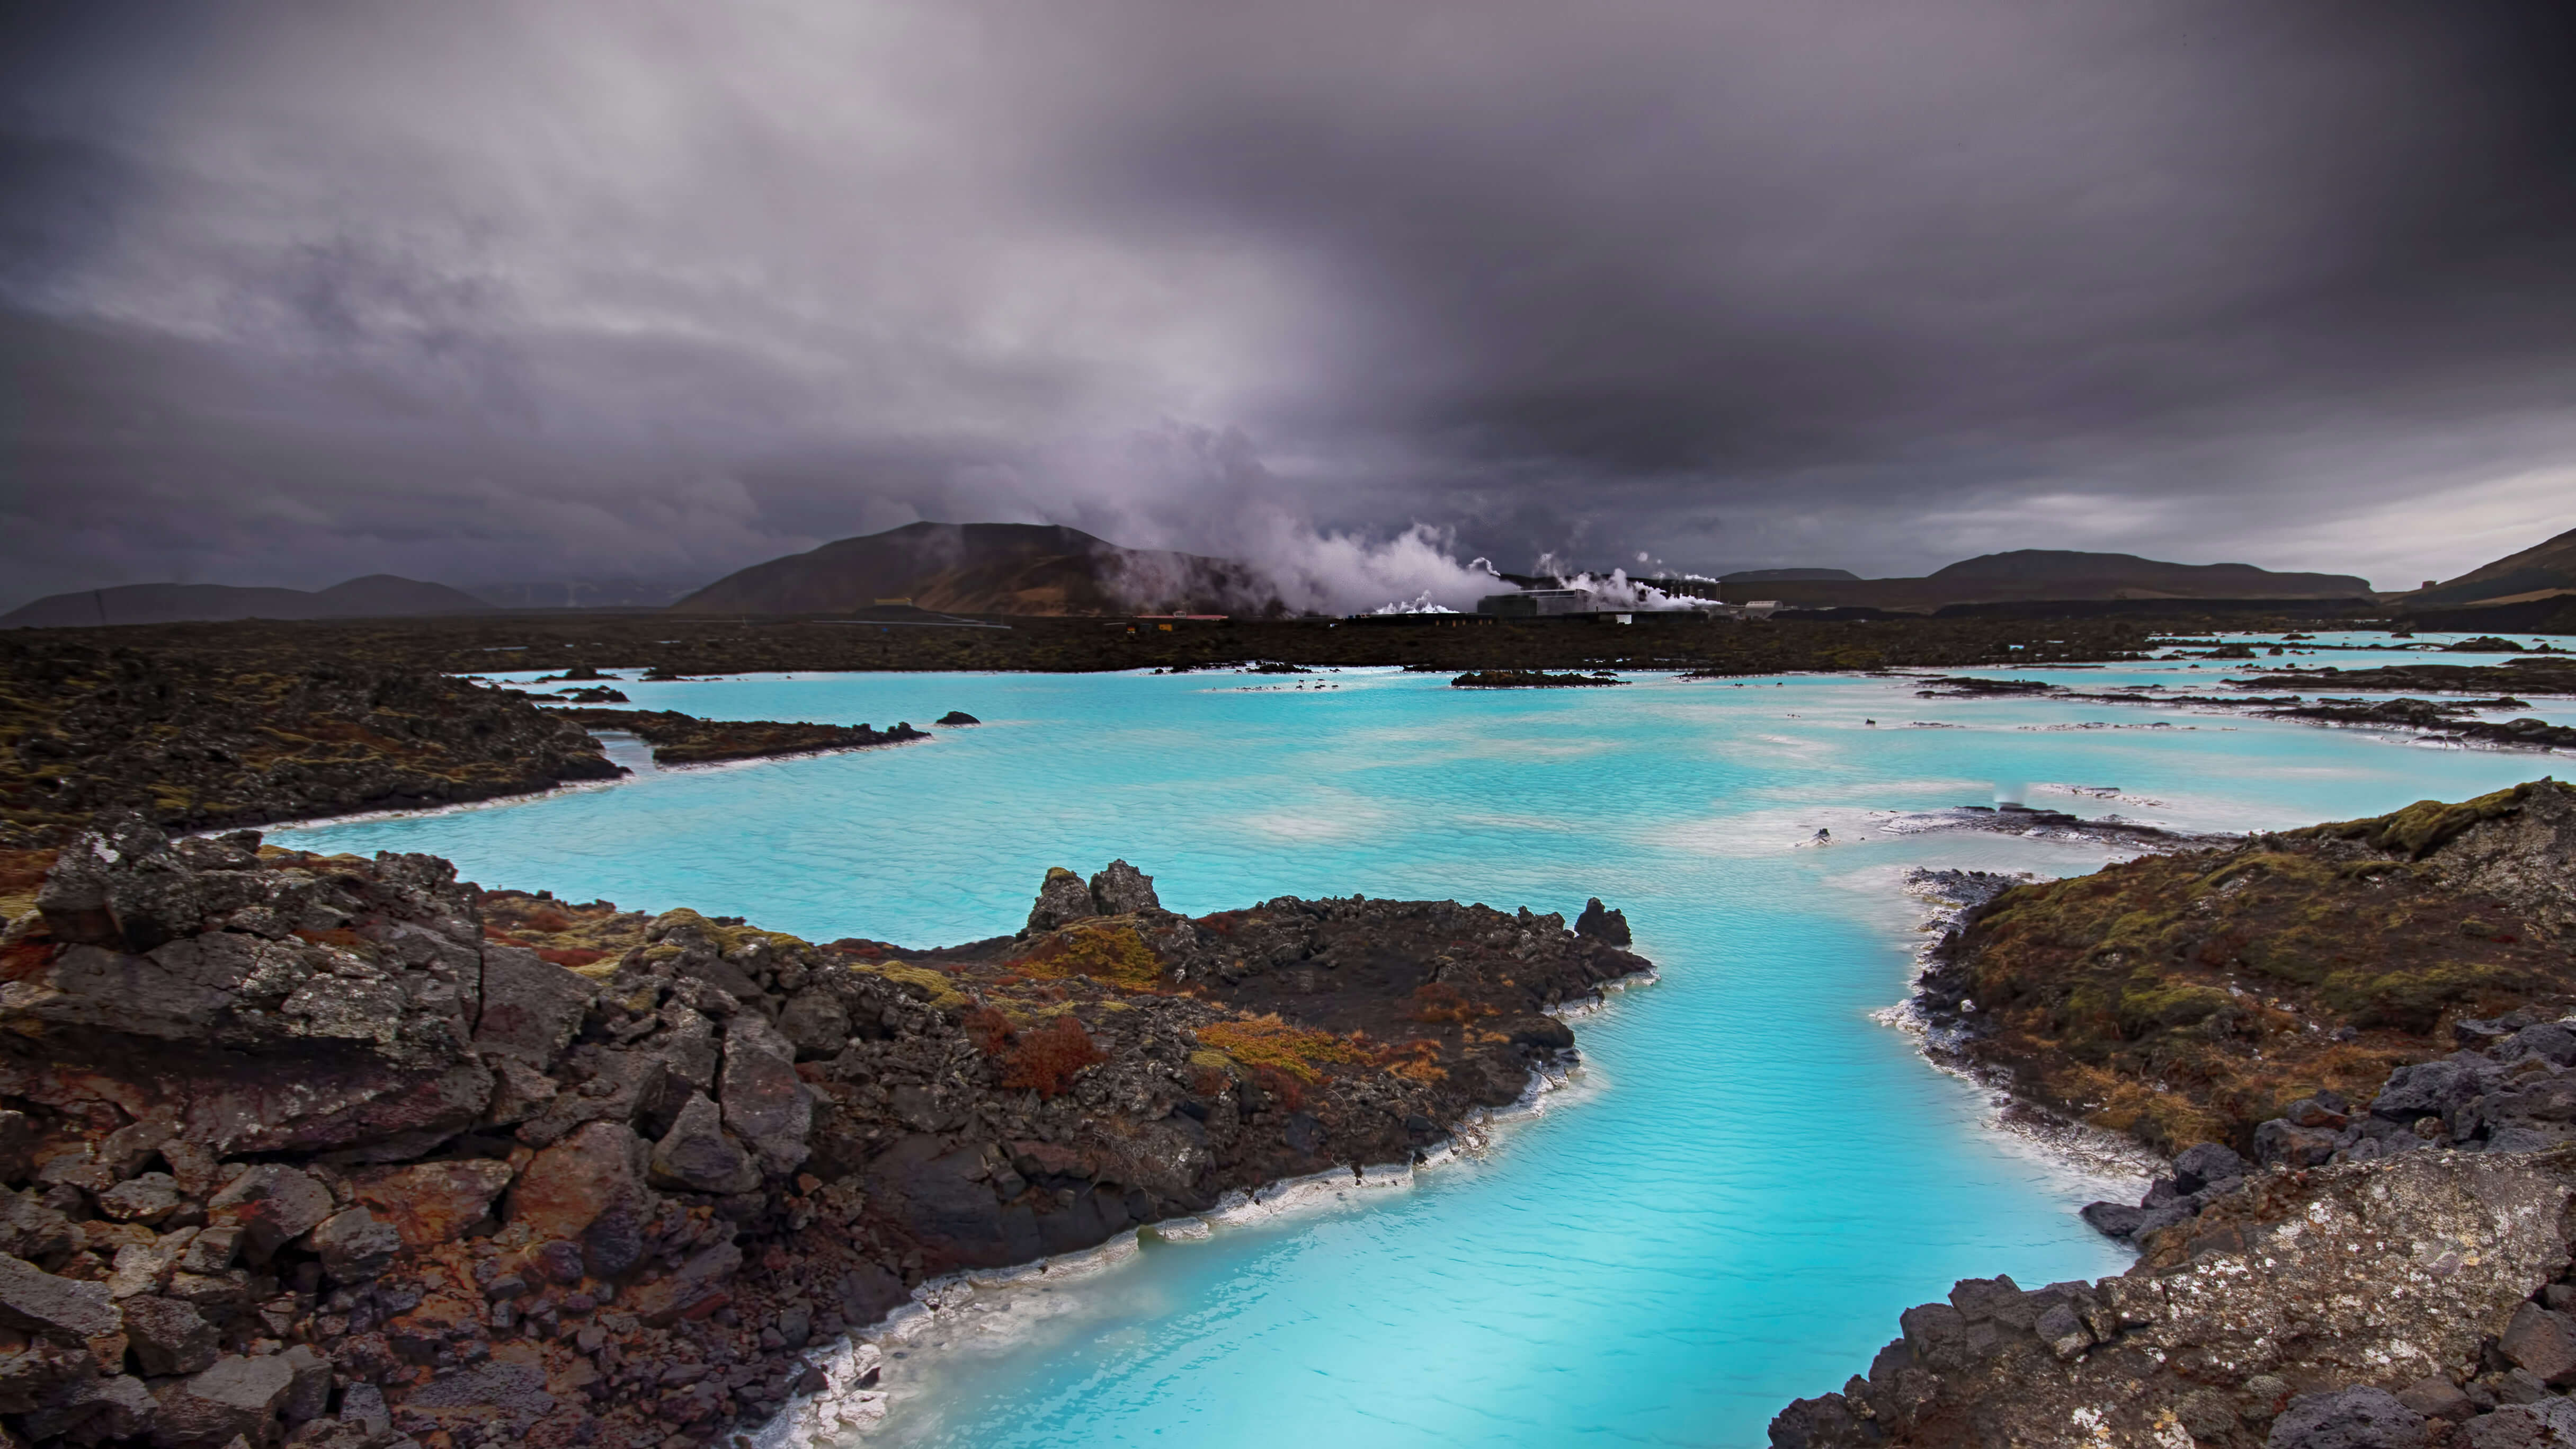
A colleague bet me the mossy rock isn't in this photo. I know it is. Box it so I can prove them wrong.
[857,960,968,1010]
[1009,919,1165,989]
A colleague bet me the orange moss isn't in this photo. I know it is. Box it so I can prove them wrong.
[1007,919,1166,989]
[1196,1015,1362,1083]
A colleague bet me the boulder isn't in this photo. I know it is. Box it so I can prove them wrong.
[719,1013,811,1177]
[482,1052,561,1125]
[2171,1142,2248,1193]
[122,1294,220,1376]
[22,1371,156,1442]
[2267,1387,2427,1448]
[0,1251,121,1340]
[402,1355,556,1421]
[0,1189,76,1262]
[2464,1397,2576,1447]
[778,989,851,1060]
[505,1122,652,1278]
[150,1352,294,1447]
[1090,860,1161,915]
[2392,1376,2473,1421]
[309,1208,402,1283]
[37,811,203,953]
[627,1241,743,1327]
[650,1093,761,1195]
[2255,1117,2342,1168]
[279,1343,332,1423]
[97,1171,183,1224]
[2503,1303,2576,1385]
[1025,867,1098,934]
[206,1164,333,1258]
[351,1159,516,1248]
[2373,1059,2493,1122]
[471,945,595,1066]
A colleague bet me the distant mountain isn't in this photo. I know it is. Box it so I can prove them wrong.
[467,578,708,609]
[1721,549,2374,612]
[672,522,1278,616]
[2397,526,2576,609]
[1,574,492,628]
[1717,567,1859,583]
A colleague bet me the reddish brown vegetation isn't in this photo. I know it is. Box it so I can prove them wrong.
[1405,981,1496,1024]
[1251,1063,1305,1112]
[997,1016,1108,1097]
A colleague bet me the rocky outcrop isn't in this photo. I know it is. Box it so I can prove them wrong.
[1774,780,2576,1447]
[0,811,1650,1448]
[1772,1145,2576,1448]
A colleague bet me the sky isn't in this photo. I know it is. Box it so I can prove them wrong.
[4,0,2574,610]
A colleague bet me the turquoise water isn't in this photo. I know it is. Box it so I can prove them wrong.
[274,645,2561,1448]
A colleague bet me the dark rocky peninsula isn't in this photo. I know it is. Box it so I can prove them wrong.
[0,646,618,851]
[1449,670,1625,688]
[1911,779,2576,1156]
[0,815,1649,1448]
[1773,780,2576,1446]
[540,708,933,768]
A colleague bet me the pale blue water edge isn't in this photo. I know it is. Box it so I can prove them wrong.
[271,645,2562,1448]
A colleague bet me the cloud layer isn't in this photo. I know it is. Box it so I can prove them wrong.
[5,0,2573,608]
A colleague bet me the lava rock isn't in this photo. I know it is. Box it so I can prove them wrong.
[2267,1386,2427,1448]
[473,944,597,1067]
[0,1250,122,1340]
[2503,1303,2576,1385]
[2172,1142,2248,1193]
[352,1158,517,1248]
[2463,1396,2576,1447]
[1575,897,1633,946]
[206,1164,334,1258]
[122,1294,220,1376]
[1024,867,1099,933]
[310,1207,402,1283]
[151,1352,296,1446]
[1090,859,1161,915]
[650,1092,761,1195]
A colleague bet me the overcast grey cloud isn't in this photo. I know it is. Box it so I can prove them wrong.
[4,0,2573,609]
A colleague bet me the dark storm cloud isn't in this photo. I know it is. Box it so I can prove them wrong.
[4,0,2574,609]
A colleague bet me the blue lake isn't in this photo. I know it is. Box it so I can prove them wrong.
[274,638,2558,1447]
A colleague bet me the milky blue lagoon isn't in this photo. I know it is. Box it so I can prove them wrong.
[274,637,2561,1448]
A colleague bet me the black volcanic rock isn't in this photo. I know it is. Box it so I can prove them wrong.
[0,820,1651,1449]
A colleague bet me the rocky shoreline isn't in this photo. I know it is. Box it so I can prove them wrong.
[0,813,1649,1448]
[1772,780,2576,1446]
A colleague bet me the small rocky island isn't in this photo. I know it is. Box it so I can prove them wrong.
[1774,779,2576,1447]
[541,707,934,767]
[0,814,1648,1448]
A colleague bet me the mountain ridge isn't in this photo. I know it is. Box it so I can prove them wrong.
[1,574,492,628]
[670,521,1278,617]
